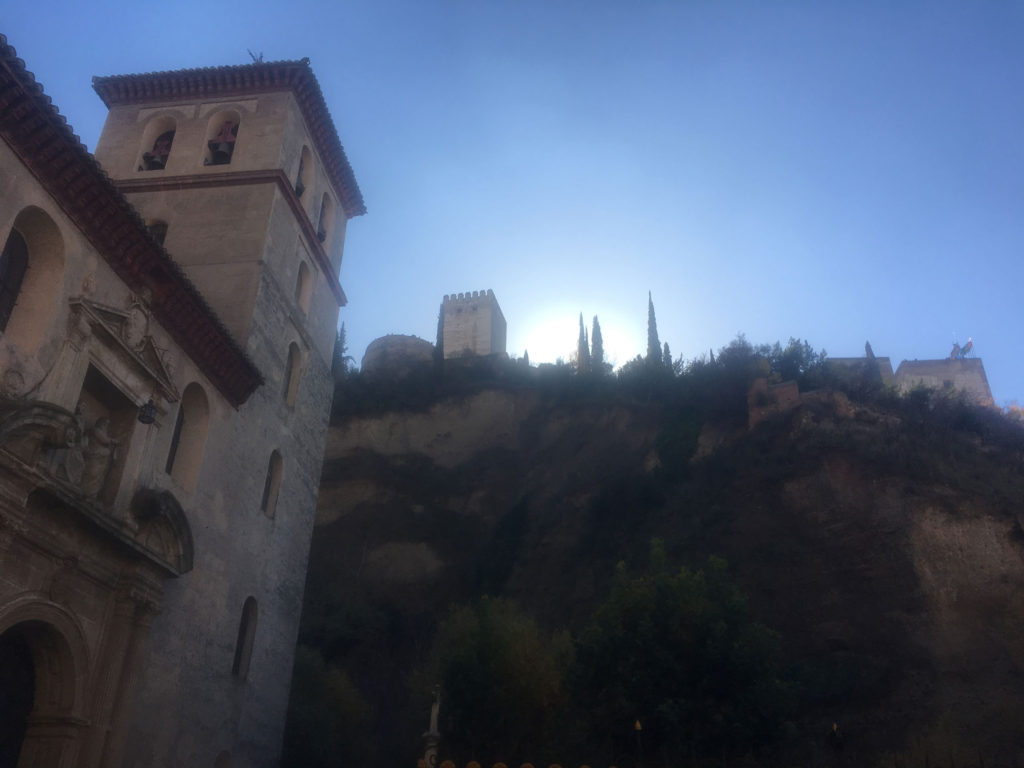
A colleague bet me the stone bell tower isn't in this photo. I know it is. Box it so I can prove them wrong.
[88,61,365,766]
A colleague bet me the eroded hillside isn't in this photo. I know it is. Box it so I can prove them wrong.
[290,368,1024,767]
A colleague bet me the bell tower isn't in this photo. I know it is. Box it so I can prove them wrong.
[92,60,364,350]
[87,61,365,767]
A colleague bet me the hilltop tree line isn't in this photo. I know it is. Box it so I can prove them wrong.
[332,290,828,391]
[572,291,669,375]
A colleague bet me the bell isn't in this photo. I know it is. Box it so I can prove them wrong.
[144,154,165,170]
[295,179,305,197]
[211,143,233,165]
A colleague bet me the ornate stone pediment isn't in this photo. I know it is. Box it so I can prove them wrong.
[130,487,194,576]
[69,296,179,403]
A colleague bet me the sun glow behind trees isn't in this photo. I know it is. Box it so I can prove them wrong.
[514,307,641,369]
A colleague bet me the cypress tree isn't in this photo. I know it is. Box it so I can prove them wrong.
[577,312,592,373]
[647,292,662,365]
[332,322,354,382]
[663,341,672,370]
[435,304,445,364]
[591,315,605,372]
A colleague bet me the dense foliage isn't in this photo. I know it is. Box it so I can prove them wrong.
[423,597,571,759]
[573,543,790,765]
[281,646,370,767]
[415,547,788,767]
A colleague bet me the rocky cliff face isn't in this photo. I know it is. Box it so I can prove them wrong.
[305,382,1024,763]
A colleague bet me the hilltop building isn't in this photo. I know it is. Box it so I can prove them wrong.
[894,358,993,406]
[0,36,363,768]
[827,348,993,407]
[441,290,506,359]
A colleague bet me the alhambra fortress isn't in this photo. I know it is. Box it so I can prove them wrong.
[368,288,994,408]
[0,34,1002,768]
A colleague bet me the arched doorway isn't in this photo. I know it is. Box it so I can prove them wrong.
[0,628,34,768]
[0,609,87,768]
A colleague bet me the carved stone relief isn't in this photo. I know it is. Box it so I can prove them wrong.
[44,403,124,502]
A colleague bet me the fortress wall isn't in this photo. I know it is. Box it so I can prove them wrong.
[895,358,993,406]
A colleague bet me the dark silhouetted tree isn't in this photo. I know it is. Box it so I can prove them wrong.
[663,341,672,371]
[646,292,662,365]
[281,645,370,767]
[426,597,570,760]
[435,305,445,364]
[577,313,592,374]
[332,323,354,383]
[573,542,790,765]
[591,316,605,373]
[762,337,826,387]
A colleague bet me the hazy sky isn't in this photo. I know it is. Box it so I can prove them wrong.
[5,1,1024,403]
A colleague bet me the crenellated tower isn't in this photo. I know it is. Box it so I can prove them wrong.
[441,289,506,359]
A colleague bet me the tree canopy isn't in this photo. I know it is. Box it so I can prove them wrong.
[573,542,790,764]
[425,597,570,760]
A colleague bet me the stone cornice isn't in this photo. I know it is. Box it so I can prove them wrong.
[0,34,263,408]
[92,59,366,220]
[114,170,347,306]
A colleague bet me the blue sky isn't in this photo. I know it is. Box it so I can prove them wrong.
[5,1,1024,403]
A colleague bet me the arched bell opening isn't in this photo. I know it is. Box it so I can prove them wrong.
[137,116,176,172]
[204,110,241,167]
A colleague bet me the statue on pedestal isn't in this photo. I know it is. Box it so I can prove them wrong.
[422,685,441,768]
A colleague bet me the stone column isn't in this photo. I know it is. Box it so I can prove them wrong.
[93,576,161,768]
[78,587,143,766]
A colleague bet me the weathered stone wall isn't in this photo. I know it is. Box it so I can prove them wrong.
[895,358,993,406]
[0,134,254,768]
[108,96,343,767]
[361,334,434,378]
[1,66,349,768]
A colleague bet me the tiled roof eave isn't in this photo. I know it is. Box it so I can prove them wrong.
[0,34,263,408]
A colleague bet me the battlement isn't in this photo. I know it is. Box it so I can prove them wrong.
[441,289,506,359]
[443,288,503,310]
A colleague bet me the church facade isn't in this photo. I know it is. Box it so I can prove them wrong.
[0,36,363,768]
